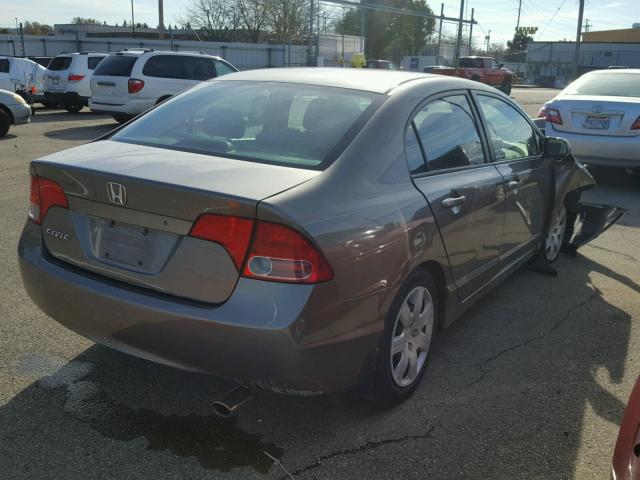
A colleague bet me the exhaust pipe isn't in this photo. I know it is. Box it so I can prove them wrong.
[212,386,253,418]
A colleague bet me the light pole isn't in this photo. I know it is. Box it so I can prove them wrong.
[131,0,136,38]
[572,0,585,80]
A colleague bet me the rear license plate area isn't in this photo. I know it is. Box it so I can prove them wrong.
[583,116,610,130]
[89,218,176,274]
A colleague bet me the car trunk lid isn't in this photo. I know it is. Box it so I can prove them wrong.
[45,55,73,92]
[33,140,320,303]
[549,95,640,137]
[90,54,139,105]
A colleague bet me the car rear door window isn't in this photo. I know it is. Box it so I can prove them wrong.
[214,60,236,77]
[405,125,426,174]
[93,55,138,76]
[142,55,187,79]
[476,95,540,161]
[87,56,105,70]
[412,94,485,172]
[183,57,216,81]
[0,59,9,73]
[48,56,73,71]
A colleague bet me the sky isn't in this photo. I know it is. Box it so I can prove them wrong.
[0,0,637,46]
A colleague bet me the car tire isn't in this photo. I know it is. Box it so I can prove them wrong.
[500,79,512,95]
[64,105,83,113]
[0,110,10,137]
[112,113,133,124]
[369,270,438,405]
[156,96,172,105]
[543,204,567,263]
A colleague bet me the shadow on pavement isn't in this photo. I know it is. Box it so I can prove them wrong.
[44,124,117,141]
[31,110,110,124]
[0,252,635,478]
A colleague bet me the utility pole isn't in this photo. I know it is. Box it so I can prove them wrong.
[516,0,522,30]
[19,22,25,57]
[454,0,465,68]
[308,0,315,65]
[436,3,444,58]
[485,29,491,52]
[131,0,136,38]
[158,0,165,39]
[572,0,585,80]
[468,8,474,55]
[360,1,366,57]
[584,18,591,32]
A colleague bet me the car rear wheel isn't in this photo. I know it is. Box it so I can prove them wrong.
[0,110,10,137]
[112,113,133,124]
[544,204,567,262]
[370,270,438,404]
[64,105,83,113]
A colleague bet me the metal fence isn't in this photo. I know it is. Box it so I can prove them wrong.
[0,34,311,69]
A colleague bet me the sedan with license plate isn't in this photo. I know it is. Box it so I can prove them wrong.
[18,69,622,404]
[538,69,640,170]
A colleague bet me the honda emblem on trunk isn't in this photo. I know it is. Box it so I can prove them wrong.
[107,182,127,205]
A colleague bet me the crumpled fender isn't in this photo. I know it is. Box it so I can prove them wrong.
[549,154,626,250]
[568,202,627,248]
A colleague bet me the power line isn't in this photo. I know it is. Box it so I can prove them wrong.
[539,0,569,36]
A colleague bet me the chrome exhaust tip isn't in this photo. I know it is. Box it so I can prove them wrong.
[212,386,253,418]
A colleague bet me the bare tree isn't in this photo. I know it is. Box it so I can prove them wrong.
[236,0,269,43]
[178,0,235,41]
[265,0,308,43]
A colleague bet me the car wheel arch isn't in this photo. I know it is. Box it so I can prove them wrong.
[412,260,448,330]
[156,95,172,105]
[0,104,14,124]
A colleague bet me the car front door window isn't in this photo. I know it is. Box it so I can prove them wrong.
[476,95,540,161]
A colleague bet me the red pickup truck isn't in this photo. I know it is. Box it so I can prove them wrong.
[432,56,514,94]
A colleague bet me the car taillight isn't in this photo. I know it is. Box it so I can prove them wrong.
[29,175,69,225]
[189,214,333,283]
[189,214,255,270]
[539,106,563,125]
[128,78,145,94]
[631,116,640,130]
[243,221,333,284]
[67,74,85,82]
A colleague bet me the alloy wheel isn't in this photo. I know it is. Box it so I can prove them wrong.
[545,205,567,262]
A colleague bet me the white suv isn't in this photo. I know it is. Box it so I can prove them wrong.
[43,52,107,112]
[89,50,238,123]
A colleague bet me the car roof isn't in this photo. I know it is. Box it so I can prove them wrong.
[219,68,436,94]
[586,68,640,74]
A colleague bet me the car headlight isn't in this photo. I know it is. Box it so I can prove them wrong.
[11,93,27,105]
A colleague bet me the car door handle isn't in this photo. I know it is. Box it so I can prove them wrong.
[507,179,522,190]
[441,195,466,208]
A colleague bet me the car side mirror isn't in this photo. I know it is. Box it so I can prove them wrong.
[544,137,570,161]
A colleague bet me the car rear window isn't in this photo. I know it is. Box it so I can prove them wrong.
[459,58,483,68]
[48,56,73,71]
[0,59,9,73]
[87,56,105,70]
[564,72,640,98]
[93,55,138,77]
[111,81,383,170]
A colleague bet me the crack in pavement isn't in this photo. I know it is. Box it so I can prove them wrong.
[583,244,638,263]
[281,425,437,479]
[464,286,601,388]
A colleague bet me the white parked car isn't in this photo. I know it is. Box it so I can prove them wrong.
[0,56,46,99]
[539,69,640,171]
[43,52,107,112]
[89,50,237,123]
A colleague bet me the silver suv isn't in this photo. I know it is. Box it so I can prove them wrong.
[89,50,237,123]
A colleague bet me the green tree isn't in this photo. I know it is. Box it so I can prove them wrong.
[23,21,53,35]
[507,30,532,52]
[336,0,435,62]
[71,17,102,25]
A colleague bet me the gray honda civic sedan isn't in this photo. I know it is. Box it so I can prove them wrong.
[18,68,619,404]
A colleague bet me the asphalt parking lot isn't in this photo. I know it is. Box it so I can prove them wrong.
[1,87,639,479]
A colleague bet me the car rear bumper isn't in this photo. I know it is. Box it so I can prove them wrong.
[44,91,89,107]
[548,124,640,168]
[18,221,385,394]
[89,98,153,116]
